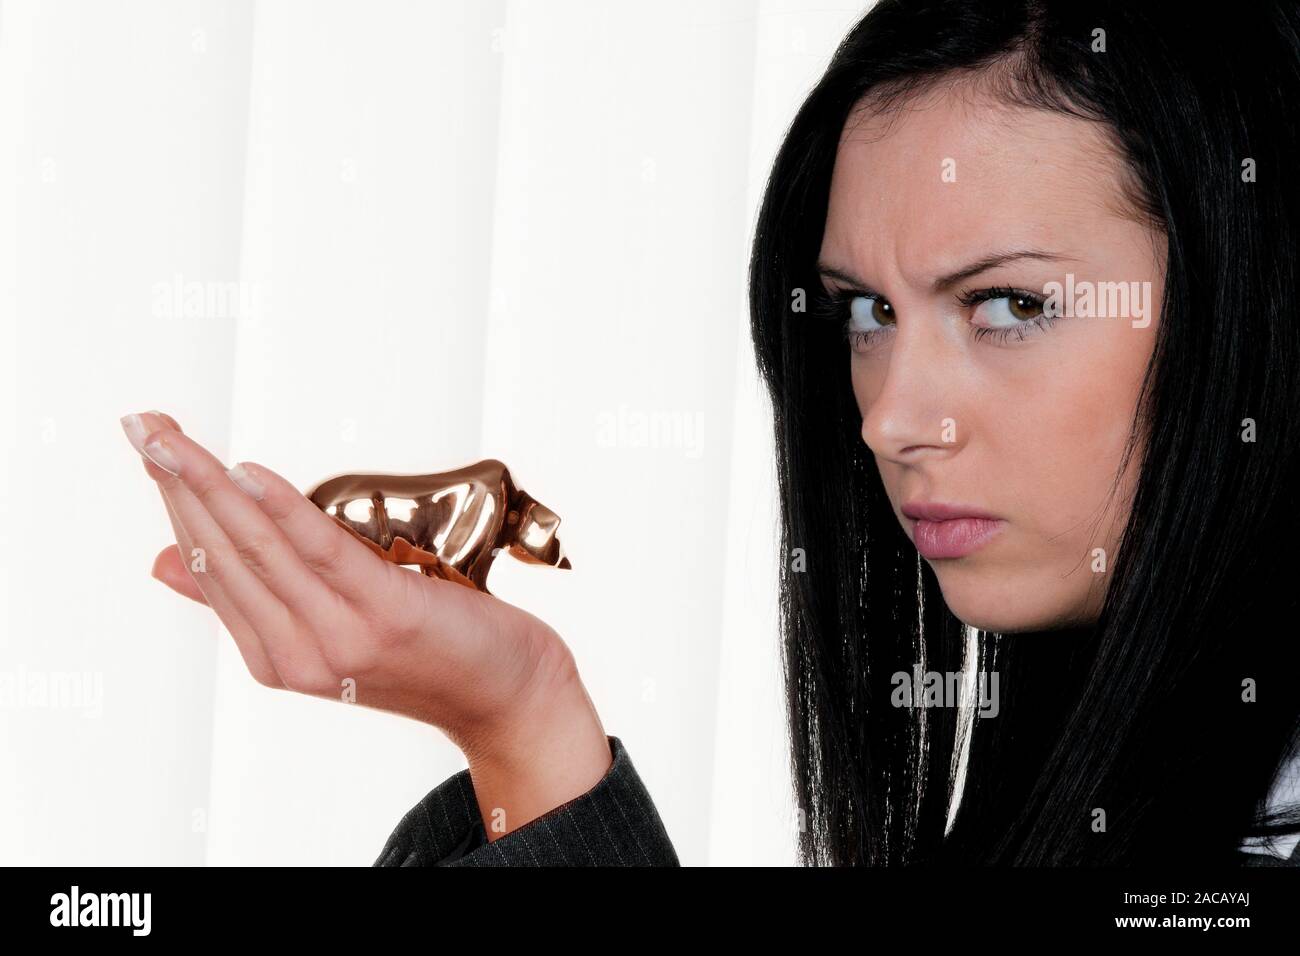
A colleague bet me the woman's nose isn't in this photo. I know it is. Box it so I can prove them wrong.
[859,319,965,465]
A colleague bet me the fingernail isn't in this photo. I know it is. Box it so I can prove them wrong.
[120,413,149,453]
[147,410,182,433]
[141,436,182,477]
[227,463,265,501]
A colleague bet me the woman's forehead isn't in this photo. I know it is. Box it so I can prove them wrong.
[822,89,1142,273]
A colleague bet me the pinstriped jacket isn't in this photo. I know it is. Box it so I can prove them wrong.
[374,735,680,866]
[372,735,1300,867]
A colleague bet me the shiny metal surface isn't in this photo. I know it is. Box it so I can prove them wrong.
[305,458,570,594]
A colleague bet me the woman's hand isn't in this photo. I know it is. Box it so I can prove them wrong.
[120,410,613,841]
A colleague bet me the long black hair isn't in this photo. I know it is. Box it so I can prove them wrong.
[748,0,1300,865]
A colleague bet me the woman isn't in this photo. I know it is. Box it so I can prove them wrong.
[122,0,1300,866]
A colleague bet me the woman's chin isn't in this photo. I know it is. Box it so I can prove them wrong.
[935,576,1100,635]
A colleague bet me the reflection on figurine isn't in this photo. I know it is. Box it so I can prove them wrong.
[305,458,570,595]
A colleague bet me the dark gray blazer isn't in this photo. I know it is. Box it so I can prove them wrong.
[374,735,680,866]
[373,734,1300,867]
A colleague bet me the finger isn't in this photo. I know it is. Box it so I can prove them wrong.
[152,544,209,605]
[123,411,291,685]
[135,421,348,696]
[135,426,353,629]
[151,410,183,432]
[153,478,284,689]
[124,413,348,690]
[223,459,400,608]
[122,411,182,482]
[154,466,333,686]
[122,411,386,609]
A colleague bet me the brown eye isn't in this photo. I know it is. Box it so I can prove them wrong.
[1007,294,1042,321]
[848,295,895,331]
[969,290,1048,334]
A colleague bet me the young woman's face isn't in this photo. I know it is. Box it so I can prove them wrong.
[818,83,1166,632]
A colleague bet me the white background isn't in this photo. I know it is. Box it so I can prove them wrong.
[0,0,870,865]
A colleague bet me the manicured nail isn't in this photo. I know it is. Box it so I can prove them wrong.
[147,409,182,433]
[227,463,265,501]
[120,413,148,453]
[141,436,182,477]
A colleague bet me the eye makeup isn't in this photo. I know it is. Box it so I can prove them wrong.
[809,283,1058,349]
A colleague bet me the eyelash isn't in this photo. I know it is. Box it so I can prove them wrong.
[810,285,1056,348]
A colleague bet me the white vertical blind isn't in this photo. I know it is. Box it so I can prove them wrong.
[0,0,870,866]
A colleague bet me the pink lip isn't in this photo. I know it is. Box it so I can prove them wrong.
[901,501,1005,559]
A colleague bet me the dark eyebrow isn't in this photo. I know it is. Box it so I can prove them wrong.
[816,250,1076,297]
[816,264,876,292]
[930,250,1075,293]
